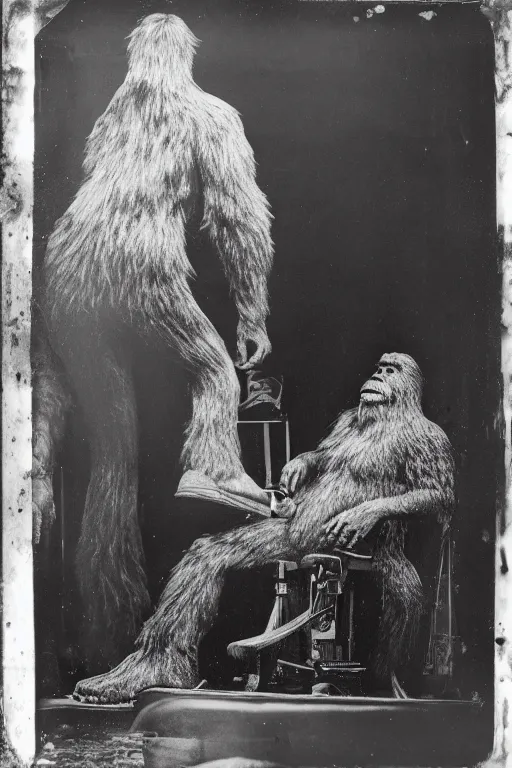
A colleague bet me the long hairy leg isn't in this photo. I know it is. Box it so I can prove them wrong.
[373,525,425,681]
[74,518,295,702]
[142,271,244,482]
[53,319,149,667]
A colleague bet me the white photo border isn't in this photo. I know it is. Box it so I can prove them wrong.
[1,1,509,764]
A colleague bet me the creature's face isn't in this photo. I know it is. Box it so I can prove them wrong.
[359,353,423,410]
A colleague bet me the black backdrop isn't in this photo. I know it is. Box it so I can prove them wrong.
[35,0,498,707]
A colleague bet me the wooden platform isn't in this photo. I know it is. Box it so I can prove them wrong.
[38,687,492,768]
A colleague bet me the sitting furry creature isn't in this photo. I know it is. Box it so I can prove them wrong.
[73,352,455,702]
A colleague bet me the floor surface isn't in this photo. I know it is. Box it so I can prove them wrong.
[34,726,143,768]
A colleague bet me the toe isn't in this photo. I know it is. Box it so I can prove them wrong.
[72,685,86,701]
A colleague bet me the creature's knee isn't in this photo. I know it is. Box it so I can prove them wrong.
[286,516,321,558]
[214,348,239,383]
[188,535,216,559]
[195,325,236,377]
[211,356,240,401]
[229,365,241,395]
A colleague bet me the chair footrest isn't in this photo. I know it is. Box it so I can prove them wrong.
[227,604,332,659]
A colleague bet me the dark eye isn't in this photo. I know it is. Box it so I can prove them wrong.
[386,367,394,374]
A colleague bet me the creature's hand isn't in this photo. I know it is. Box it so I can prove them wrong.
[236,320,271,371]
[324,500,385,548]
[279,452,317,497]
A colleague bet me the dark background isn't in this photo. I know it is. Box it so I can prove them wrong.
[35,0,498,712]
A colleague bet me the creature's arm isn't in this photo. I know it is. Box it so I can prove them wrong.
[325,425,455,547]
[367,487,454,522]
[280,410,358,497]
[392,426,455,523]
[279,451,323,496]
[197,104,274,370]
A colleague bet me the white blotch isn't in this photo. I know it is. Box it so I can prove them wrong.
[419,10,437,21]
[374,5,386,13]
[366,9,374,18]
[353,16,360,22]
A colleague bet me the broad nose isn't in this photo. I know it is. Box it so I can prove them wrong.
[370,374,383,382]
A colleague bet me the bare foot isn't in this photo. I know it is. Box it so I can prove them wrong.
[217,473,269,505]
[73,646,199,704]
[176,470,270,516]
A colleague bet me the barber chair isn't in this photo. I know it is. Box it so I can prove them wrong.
[237,372,290,490]
[228,549,374,696]
[229,523,458,700]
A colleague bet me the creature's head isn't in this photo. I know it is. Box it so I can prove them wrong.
[127,14,200,85]
[358,353,423,421]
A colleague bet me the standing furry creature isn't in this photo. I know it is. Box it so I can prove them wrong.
[73,353,455,702]
[36,13,274,663]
